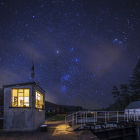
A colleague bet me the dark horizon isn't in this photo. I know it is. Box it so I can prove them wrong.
[0,0,140,109]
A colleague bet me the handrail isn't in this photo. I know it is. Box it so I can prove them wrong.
[65,110,140,130]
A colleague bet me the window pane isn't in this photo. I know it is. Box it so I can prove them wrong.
[12,89,18,107]
[40,94,43,105]
[24,89,29,97]
[18,89,23,92]
[18,97,23,107]
[19,92,23,97]
[24,97,29,107]
[12,89,17,96]
[11,88,30,108]
[35,90,44,109]
[24,89,29,107]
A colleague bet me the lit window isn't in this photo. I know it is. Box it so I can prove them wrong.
[35,90,44,109]
[11,89,29,107]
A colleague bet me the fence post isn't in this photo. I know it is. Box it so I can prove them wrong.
[65,116,67,129]
[136,111,139,121]
[72,113,74,129]
[108,112,109,122]
[127,110,129,122]
[83,112,85,125]
[105,112,107,124]
[96,112,98,123]
[76,112,77,125]
[86,111,87,123]
[65,116,66,124]
[117,111,119,123]
[94,112,96,125]
[134,110,136,122]
[85,112,86,124]
[124,112,125,121]
[81,112,82,127]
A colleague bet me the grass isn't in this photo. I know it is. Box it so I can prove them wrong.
[49,114,66,121]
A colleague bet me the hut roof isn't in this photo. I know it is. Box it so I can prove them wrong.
[126,101,140,109]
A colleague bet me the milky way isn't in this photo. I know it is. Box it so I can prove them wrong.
[0,0,140,109]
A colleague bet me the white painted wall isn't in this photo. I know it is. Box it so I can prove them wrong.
[4,84,45,131]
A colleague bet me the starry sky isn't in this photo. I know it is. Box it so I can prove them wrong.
[0,0,140,109]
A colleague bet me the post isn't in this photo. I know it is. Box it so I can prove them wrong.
[124,112,125,121]
[72,114,74,129]
[136,111,139,121]
[105,112,107,124]
[81,112,82,127]
[83,112,85,125]
[127,110,129,122]
[86,111,87,123]
[96,112,98,123]
[76,112,77,125]
[65,116,67,129]
[94,112,96,125]
[117,111,119,123]
[108,112,109,122]
[85,112,86,124]
[128,110,131,121]
[134,110,136,122]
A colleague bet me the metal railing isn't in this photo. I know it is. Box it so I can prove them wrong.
[65,110,140,130]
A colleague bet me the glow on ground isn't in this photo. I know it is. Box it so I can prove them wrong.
[52,124,73,136]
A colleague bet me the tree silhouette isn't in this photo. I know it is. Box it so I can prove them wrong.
[129,58,140,101]
[107,59,140,110]
[120,84,130,108]
[112,86,120,98]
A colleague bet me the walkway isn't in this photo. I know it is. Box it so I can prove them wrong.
[0,121,99,140]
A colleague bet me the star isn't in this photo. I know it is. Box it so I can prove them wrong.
[74,58,79,63]
[70,48,74,52]
[61,74,70,82]
[112,38,123,45]
[61,85,67,93]
[56,50,60,54]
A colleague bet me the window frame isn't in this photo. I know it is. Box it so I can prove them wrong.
[35,90,44,110]
[11,88,30,108]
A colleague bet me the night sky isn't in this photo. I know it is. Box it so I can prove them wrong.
[0,0,140,109]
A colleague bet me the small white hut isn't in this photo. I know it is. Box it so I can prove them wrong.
[3,82,45,131]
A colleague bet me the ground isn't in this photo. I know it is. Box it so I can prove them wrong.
[0,121,99,140]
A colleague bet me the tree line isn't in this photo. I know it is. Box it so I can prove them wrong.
[107,59,140,111]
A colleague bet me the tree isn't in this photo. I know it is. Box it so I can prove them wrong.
[129,58,140,101]
[120,84,130,108]
[112,86,120,98]
[108,59,140,110]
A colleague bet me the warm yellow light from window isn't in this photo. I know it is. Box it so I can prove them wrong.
[35,90,44,109]
[52,124,72,136]
[11,89,29,107]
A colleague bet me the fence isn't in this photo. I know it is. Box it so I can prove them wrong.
[65,110,140,130]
